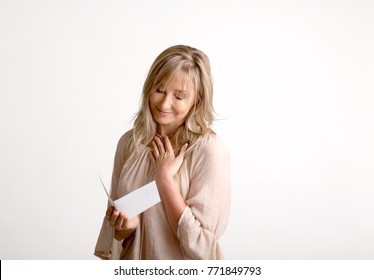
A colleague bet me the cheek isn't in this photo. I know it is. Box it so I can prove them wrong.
[177,103,194,117]
[149,94,158,108]
[148,96,157,116]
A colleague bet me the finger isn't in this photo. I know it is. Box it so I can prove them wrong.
[154,136,165,154]
[116,212,125,230]
[149,150,156,163]
[122,213,129,223]
[109,210,119,227]
[163,135,174,154]
[122,214,129,228]
[152,140,159,158]
[177,143,189,158]
[119,213,131,230]
[105,206,114,220]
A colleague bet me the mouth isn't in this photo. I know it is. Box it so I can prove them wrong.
[156,107,172,115]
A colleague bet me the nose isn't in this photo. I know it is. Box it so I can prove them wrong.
[160,94,172,110]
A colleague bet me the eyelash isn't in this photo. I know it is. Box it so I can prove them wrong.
[156,88,184,100]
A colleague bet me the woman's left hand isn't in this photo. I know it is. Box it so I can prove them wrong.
[151,135,188,184]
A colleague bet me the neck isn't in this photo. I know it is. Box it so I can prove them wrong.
[156,125,178,138]
[156,131,175,138]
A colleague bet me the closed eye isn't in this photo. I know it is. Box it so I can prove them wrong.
[175,92,187,100]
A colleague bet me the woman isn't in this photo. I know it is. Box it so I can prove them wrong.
[94,45,230,260]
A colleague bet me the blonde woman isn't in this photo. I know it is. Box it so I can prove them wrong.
[94,45,230,260]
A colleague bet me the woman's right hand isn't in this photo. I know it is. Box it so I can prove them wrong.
[106,206,139,240]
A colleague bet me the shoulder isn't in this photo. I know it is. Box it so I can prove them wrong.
[117,129,133,147]
[187,132,230,181]
[190,133,229,162]
[113,129,134,158]
[195,133,228,154]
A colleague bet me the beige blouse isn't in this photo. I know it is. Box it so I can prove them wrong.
[94,131,230,260]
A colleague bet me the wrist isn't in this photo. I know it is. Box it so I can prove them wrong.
[155,174,174,188]
[114,228,135,241]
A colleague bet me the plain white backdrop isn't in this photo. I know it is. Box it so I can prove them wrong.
[0,0,373,259]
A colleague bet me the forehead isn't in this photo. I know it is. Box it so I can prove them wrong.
[159,70,196,93]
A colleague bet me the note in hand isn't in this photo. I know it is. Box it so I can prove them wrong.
[99,177,161,219]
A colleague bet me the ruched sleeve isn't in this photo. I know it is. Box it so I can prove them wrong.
[94,131,131,259]
[177,135,230,259]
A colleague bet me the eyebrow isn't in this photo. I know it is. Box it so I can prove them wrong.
[157,85,188,94]
[156,82,190,95]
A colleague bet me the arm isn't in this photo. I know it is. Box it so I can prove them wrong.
[94,131,138,259]
[105,132,139,240]
[152,135,230,259]
[151,135,188,234]
[178,140,230,259]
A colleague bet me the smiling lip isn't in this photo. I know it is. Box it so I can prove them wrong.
[157,108,172,115]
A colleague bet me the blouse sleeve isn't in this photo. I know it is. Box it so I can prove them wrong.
[94,131,130,259]
[177,135,231,259]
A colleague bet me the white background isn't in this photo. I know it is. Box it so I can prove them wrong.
[0,0,373,259]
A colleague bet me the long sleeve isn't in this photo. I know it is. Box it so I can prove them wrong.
[177,135,230,259]
[94,131,131,259]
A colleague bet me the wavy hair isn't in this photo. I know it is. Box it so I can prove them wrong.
[124,45,215,163]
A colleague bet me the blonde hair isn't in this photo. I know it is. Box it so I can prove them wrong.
[124,45,215,163]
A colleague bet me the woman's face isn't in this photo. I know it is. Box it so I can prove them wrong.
[149,70,195,135]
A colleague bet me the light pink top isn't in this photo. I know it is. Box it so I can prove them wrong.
[94,131,230,259]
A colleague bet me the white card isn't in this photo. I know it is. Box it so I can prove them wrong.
[99,176,115,207]
[99,177,161,219]
[113,181,161,219]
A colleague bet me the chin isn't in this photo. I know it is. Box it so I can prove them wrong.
[153,116,167,124]
[156,120,171,126]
